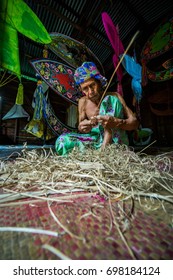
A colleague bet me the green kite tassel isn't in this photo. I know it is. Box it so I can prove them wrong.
[15,83,24,105]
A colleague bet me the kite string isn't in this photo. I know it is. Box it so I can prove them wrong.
[0,70,18,87]
[0,75,18,87]
[0,70,7,85]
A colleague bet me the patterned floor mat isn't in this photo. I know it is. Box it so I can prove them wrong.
[0,193,173,260]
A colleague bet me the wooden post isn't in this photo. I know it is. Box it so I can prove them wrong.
[14,118,19,144]
[0,96,2,136]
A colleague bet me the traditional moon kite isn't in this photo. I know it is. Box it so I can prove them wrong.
[48,33,104,75]
[30,59,84,105]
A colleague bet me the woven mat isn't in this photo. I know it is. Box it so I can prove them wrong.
[0,193,173,260]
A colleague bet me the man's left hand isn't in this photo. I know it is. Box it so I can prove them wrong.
[93,115,124,128]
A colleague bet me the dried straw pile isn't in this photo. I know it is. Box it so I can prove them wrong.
[0,144,173,206]
[0,144,173,259]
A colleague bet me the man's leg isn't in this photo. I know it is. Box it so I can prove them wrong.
[55,130,100,155]
[99,95,124,148]
[101,127,112,149]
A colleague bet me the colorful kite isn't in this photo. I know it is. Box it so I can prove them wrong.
[30,59,84,105]
[48,33,104,75]
[25,79,77,139]
[102,12,143,103]
[120,54,142,103]
[0,0,52,79]
[141,16,173,85]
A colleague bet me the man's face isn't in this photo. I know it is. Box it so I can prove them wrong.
[80,77,102,103]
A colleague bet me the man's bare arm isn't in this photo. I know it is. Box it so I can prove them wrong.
[91,93,139,131]
[78,97,92,133]
[116,93,139,130]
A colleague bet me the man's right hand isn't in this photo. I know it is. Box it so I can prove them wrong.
[78,119,92,133]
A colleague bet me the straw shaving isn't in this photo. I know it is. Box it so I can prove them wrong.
[42,244,71,260]
[0,226,59,237]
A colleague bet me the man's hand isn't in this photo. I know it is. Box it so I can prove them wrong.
[78,115,126,133]
[90,116,99,126]
[78,119,92,133]
[93,115,124,128]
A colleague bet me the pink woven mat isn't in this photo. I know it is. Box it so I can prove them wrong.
[0,193,173,260]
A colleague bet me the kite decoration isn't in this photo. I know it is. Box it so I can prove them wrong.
[30,59,84,105]
[0,0,52,133]
[148,89,173,116]
[162,58,173,69]
[117,53,151,145]
[1,1,79,140]
[25,80,54,140]
[43,98,77,136]
[101,12,150,146]
[102,12,143,102]
[146,67,173,82]
[48,33,104,75]
[132,128,153,146]
[141,16,173,85]
[25,79,77,139]
[119,54,142,103]
[0,0,52,79]
[2,83,30,121]
[102,12,124,95]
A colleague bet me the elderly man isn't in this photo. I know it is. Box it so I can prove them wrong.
[55,62,139,155]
